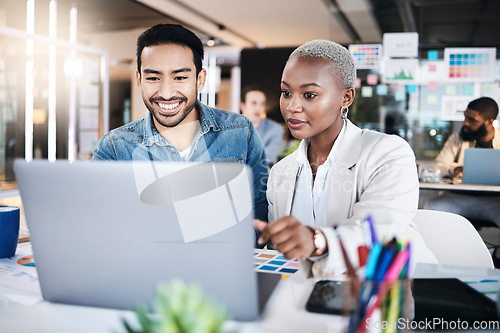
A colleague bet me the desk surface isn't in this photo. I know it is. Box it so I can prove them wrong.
[0,243,344,333]
[419,181,500,193]
[0,188,19,200]
[2,245,500,333]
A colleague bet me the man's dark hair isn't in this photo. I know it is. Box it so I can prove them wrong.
[468,97,499,120]
[136,24,204,75]
[241,85,266,103]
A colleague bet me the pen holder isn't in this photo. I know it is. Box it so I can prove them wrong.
[344,278,413,333]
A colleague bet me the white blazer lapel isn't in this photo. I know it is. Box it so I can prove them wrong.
[282,162,299,216]
[271,156,300,217]
[326,120,362,226]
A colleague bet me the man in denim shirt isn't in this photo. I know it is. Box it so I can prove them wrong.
[91,24,268,224]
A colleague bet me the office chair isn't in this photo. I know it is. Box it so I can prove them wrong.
[413,209,494,269]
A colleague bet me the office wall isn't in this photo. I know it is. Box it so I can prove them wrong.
[240,47,294,124]
[90,29,146,123]
[90,29,141,63]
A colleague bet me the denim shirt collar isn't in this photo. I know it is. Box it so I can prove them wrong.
[142,101,220,147]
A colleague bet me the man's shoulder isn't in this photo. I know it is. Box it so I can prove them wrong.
[442,131,462,145]
[442,130,460,139]
[103,118,147,142]
[203,105,250,130]
[262,118,284,131]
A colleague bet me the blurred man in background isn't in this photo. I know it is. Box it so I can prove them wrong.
[426,97,500,235]
[241,86,285,167]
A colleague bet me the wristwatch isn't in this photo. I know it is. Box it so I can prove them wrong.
[309,227,327,256]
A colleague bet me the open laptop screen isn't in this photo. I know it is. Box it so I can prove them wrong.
[14,160,263,321]
[462,148,500,185]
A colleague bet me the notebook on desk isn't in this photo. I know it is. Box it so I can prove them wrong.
[14,159,279,321]
[462,148,500,185]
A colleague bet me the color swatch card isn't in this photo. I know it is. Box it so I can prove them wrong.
[444,48,496,82]
[254,249,300,275]
[349,44,382,69]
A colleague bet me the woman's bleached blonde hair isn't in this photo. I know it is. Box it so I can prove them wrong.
[289,39,356,90]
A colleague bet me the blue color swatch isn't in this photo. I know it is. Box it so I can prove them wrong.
[259,265,278,271]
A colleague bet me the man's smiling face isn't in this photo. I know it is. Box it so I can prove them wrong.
[136,43,206,130]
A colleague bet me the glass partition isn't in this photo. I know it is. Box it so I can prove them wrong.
[350,68,500,163]
[0,26,108,189]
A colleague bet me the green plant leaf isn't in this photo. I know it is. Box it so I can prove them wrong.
[123,279,227,333]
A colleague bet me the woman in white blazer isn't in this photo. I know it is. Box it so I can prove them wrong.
[254,40,437,278]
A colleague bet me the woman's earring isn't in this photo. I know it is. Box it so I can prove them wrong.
[340,105,349,119]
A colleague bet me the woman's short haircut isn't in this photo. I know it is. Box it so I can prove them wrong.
[289,39,356,90]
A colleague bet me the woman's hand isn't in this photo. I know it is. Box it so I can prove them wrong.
[253,216,315,259]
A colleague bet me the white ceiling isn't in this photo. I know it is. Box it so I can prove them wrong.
[136,0,382,49]
[4,0,497,52]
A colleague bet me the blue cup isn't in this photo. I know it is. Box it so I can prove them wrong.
[0,206,20,258]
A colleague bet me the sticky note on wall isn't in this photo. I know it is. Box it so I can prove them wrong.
[361,86,373,98]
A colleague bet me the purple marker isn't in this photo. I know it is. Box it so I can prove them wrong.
[367,215,378,245]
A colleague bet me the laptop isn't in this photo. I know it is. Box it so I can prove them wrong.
[14,159,279,321]
[462,148,500,185]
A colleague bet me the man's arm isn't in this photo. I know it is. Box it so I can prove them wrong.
[246,123,269,248]
[247,123,269,222]
[432,132,462,177]
[91,135,117,160]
